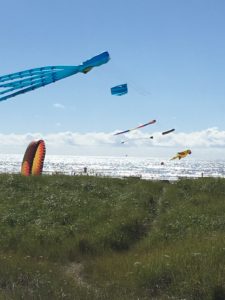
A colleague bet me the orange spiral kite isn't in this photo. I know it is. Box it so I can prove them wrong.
[21,140,46,176]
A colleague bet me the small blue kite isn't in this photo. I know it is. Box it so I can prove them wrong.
[111,83,128,96]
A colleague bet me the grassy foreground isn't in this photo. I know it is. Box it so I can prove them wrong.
[0,174,225,299]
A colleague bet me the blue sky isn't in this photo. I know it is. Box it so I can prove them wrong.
[0,0,225,158]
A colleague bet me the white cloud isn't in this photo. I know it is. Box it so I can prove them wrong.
[0,128,225,159]
[116,127,225,148]
[150,127,225,148]
[53,103,65,109]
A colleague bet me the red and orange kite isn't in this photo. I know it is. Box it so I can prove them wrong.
[21,140,46,176]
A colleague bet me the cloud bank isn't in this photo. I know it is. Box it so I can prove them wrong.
[0,128,224,159]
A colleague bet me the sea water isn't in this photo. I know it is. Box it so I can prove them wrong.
[1,154,225,181]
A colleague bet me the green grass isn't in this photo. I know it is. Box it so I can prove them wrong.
[0,174,225,299]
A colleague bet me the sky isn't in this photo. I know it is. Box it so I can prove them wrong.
[0,0,225,159]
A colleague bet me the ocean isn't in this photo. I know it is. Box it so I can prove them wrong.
[1,154,225,181]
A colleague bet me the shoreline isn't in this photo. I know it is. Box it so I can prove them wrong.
[2,169,225,182]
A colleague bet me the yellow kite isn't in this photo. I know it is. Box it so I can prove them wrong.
[170,149,192,160]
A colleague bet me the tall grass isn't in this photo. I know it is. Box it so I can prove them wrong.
[0,175,225,299]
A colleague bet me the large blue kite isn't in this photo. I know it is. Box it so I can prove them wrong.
[0,51,110,102]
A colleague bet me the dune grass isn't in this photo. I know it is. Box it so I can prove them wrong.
[0,174,224,299]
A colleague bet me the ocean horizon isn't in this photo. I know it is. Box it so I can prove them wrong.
[1,154,225,181]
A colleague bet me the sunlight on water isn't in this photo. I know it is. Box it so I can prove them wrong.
[1,154,225,180]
